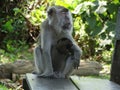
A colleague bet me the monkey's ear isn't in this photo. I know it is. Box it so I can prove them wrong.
[47,8,53,15]
[47,7,56,16]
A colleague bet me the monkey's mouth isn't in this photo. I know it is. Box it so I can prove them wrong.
[62,23,71,29]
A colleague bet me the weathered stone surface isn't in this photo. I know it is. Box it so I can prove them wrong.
[23,74,120,90]
[71,76,120,90]
[24,73,78,90]
[12,60,34,74]
[72,60,102,76]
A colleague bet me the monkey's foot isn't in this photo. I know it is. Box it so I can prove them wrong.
[53,72,65,79]
[32,71,38,74]
[37,73,54,78]
[32,71,54,78]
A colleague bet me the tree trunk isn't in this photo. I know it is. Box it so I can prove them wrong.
[0,60,102,79]
[110,7,120,85]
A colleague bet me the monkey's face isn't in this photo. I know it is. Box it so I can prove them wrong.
[56,37,73,55]
[47,6,73,34]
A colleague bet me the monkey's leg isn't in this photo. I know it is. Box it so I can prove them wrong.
[38,31,54,77]
[40,50,54,77]
[60,56,74,78]
[34,46,54,77]
[34,46,45,75]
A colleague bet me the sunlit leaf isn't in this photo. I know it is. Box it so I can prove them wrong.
[112,0,119,4]
[73,1,95,14]
[55,0,70,8]
[95,6,107,14]
[13,8,21,15]
[95,1,107,14]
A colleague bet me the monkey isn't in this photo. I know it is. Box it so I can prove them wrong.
[56,37,73,55]
[52,37,73,72]
[51,37,81,78]
[34,5,82,78]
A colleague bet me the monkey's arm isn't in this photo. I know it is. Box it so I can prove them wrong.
[66,35,82,68]
[71,42,82,68]
[40,21,54,76]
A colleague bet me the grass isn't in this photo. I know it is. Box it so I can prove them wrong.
[87,74,110,79]
[0,45,34,63]
[0,84,8,90]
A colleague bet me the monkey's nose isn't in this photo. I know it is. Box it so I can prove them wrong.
[62,23,71,29]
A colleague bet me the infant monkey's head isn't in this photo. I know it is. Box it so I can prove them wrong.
[56,38,73,55]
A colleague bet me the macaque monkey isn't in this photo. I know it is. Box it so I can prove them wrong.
[34,6,82,78]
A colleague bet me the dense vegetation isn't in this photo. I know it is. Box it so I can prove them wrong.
[0,0,119,89]
[0,0,119,63]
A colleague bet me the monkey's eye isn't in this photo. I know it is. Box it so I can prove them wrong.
[62,8,68,12]
[61,8,68,16]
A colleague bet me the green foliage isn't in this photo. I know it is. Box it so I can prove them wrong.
[0,0,120,63]
[13,8,22,16]
[2,20,14,33]
[72,0,119,58]
[0,84,8,90]
[47,0,119,61]
[0,0,29,53]
[1,15,28,51]
[29,8,46,25]
[0,45,33,63]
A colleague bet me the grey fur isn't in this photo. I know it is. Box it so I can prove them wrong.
[34,6,82,78]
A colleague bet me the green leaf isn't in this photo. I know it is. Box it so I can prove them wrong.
[86,14,96,28]
[85,21,103,37]
[100,32,107,39]
[13,8,21,15]
[107,3,119,14]
[106,21,116,33]
[91,25,102,36]
[3,20,14,32]
[112,0,119,4]
[56,0,70,8]
[73,1,95,14]
[95,6,107,14]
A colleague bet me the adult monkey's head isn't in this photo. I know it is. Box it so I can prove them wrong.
[47,6,73,34]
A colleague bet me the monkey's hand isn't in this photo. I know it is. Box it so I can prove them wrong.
[71,56,80,69]
[74,60,80,69]
[71,44,81,69]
